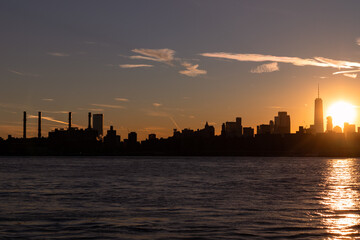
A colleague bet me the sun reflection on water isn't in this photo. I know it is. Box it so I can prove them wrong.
[322,159,360,239]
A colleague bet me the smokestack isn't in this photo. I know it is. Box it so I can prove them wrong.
[23,111,26,139]
[38,112,41,138]
[88,112,91,129]
[68,112,72,129]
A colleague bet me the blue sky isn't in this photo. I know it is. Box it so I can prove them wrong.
[1,0,360,139]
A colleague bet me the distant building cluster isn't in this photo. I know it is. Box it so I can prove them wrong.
[2,88,360,156]
[12,86,358,145]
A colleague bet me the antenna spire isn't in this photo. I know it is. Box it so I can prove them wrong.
[318,83,319,98]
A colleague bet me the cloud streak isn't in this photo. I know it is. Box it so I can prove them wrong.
[114,98,129,102]
[9,69,39,77]
[119,64,153,68]
[153,103,162,107]
[179,62,207,77]
[200,52,360,69]
[47,52,70,57]
[333,69,360,75]
[91,104,125,109]
[344,73,357,79]
[251,62,279,73]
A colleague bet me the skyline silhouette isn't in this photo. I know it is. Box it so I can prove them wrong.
[1,92,360,156]
[7,90,358,141]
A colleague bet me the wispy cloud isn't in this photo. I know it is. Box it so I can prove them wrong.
[200,52,360,69]
[179,62,207,77]
[9,69,39,77]
[344,73,358,79]
[332,69,360,79]
[42,110,68,114]
[42,98,54,102]
[130,48,175,64]
[91,104,125,109]
[47,52,70,57]
[251,62,279,73]
[114,98,129,102]
[146,110,180,129]
[153,103,162,107]
[119,64,153,68]
[333,69,360,75]
[357,38,360,46]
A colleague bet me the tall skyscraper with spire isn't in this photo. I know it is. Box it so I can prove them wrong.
[314,85,324,133]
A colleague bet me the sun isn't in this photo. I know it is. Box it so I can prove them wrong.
[327,101,357,127]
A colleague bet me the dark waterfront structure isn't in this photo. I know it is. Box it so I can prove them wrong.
[38,111,41,138]
[88,112,92,129]
[23,111,26,139]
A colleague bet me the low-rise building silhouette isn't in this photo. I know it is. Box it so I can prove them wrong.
[243,127,254,138]
[221,117,242,137]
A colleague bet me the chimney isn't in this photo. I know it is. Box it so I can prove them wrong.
[23,111,26,139]
[38,112,41,138]
[68,112,72,129]
[88,112,91,129]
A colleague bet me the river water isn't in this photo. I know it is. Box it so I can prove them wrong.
[0,157,360,239]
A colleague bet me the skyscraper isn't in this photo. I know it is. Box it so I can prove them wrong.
[93,114,103,137]
[274,111,290,134]
[314,86,324,133]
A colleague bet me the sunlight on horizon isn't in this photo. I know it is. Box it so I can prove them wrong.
[326,101,357,128]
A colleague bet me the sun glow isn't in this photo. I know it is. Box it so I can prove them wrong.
[327,101,357,128]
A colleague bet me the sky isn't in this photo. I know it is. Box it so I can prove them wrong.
[0,0,360,140]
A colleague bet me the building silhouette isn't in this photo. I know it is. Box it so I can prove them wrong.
[344,122,355,135]
[257,124,272,135]
[333,125,342,133]
[104,126,121,145]
[326,116,333,132]
[93,114,103,137]
[314,86,324,133]
[243,127,254,138]
[222,117,242,137]
[148,134,157,141]
[128,132,137,143]
[274,112,290,134]
[257,120,275,135]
